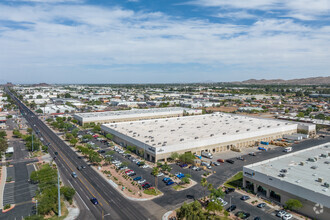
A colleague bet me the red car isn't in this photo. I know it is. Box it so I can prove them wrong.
[93,134,99,138]
[125,170,133,174]
[217,159,224,163]
[141,182,150,187]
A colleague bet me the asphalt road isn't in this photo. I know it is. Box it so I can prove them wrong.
[5,88,154,220]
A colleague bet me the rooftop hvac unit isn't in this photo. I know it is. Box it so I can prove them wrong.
[197,126,201,128]
[210,134,214,137]
[146,140,149,143]
[267,126,271,128]
[247,129,250,131]
[149,130,153,132]
[277,124,280,126]
[318,177,323,183]
[195,137,199,139]
[160,125,164,128]
[142,122,144,124]
[171,129,175,132]
[236,130,239,132]
[311,166,318,169]
[223,132,226,135]
[320,154,327,158]
[323,182,330,188]
[130,122,133,124]
[299,162,304,166]
[258,127,261,129]
[180,138,184,141]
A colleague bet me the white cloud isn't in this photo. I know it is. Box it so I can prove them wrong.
[215,11,256,19]
[0,3,329,82]
[188,0,330,20]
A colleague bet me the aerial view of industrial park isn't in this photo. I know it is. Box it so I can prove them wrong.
[0,0,329,220]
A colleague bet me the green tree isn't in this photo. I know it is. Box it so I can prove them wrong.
[82,134,93,140]
[13,129,22,138]
[285,199,303,211]
[89,154,102,164]
[65,133,74,140]
[206,200,223,215]
[170,152,179,161]
[35,109,43,114]
[69,138,78,146]
[201,178,208,201]
[61,186,76,204]
[27,128,33,134]
[0,130,7,139]
[71,128,79,138]
[105,150,115,156]
[6,115,13,119]
[0,138,8,154]
[297,112,305,118]
[106,133,113,140]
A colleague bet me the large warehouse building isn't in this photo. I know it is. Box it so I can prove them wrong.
[73,107,202,125]
[243,143,330,220]
[101,113,309,162]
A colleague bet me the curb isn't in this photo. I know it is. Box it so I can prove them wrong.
[162,211,173,220]
[2,204,15,213]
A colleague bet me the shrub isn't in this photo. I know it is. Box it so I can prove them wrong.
[4,204,11,210]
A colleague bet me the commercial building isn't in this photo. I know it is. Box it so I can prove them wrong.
[101,113,305,162]
[74,107,202,125]
[243,143,330,220]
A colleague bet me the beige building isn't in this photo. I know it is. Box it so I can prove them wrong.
[101,113,309,162]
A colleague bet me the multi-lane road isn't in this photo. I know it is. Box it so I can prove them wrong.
[5,88,153,220]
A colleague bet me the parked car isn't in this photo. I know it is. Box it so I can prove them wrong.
[77,166,82,171]
[163,177,171,182]
[142,164,150,169]
[240,195,250,201]
[125,170,133,174]
[133,176,142,181]
[276,210,287,218]
[157,172,164,177]
[249,152,256,156]
[217,159,225,163]
[282,213,292,220]
[217,198,228,206]
[225,188,235,194]
[212,161,221,166]
[226,159,235,164]
[97,150,105,153]
[179,163,188,168]
[138,179,146,184]
[175,173,185,179]
[54,152,58,155]
[236,156,244,160]
[166,181,175,185]
[226,205,236,212]
[90,197,98,205]
[127,172,136,176]
[257,203,266,208]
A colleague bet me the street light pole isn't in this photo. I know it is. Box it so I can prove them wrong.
[58,169,61,217]
[32,132,34,152]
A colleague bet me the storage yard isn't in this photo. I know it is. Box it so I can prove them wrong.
[101,113,313,162]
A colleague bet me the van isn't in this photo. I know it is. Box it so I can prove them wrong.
[283,147,292,152]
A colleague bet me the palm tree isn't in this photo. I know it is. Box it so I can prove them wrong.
[152,167,159,190]
[201,178,208,201]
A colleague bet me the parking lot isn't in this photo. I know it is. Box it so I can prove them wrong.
[76,129,330,219]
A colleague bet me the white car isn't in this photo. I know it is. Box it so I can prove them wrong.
[217,198,228,206]
[157,172,164,177]
[282,214,292,220]
[112,160,121,164]
[138,179,146,184]
[276,210,287,218]
[118,150,124,154]
[120,166,128,170]
[142,165,149,168]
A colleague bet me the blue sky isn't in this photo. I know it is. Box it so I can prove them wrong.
[0,0,329,84]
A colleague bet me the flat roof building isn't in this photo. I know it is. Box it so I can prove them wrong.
[101,113,299,162]
[243,143,330,220]
[74,107,202,125]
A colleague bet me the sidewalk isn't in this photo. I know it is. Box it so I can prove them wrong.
[0,156,7,210]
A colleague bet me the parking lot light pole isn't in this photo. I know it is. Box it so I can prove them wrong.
[58,169,61,217]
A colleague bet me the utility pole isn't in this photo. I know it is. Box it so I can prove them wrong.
[57,169,61,217]
[36,199,38,215]
[32,132,34,152]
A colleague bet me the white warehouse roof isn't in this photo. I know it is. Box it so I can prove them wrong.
[102,113,297,155]
[244,143,330,208]
[74,107,201,123]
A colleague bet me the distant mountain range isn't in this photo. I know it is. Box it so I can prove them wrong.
[232,76,330,85]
